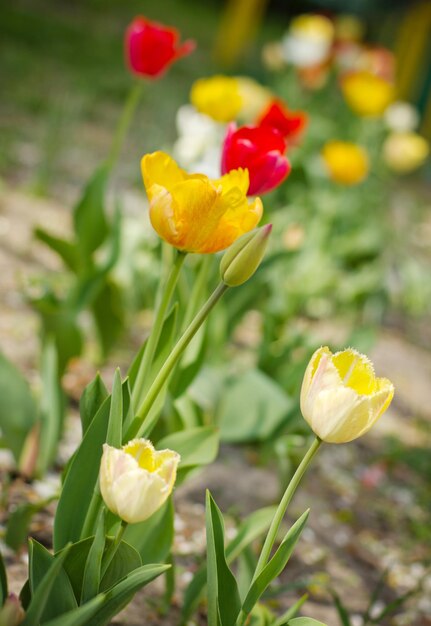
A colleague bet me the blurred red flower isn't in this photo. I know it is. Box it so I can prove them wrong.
[125,16,195,78]
[221,123,291,196]
[257,100,308,144]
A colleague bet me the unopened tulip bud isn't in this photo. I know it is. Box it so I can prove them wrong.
[99,438,180,524]
[220,224,272,287]
[0,594,25,626]
[301,347,394,444]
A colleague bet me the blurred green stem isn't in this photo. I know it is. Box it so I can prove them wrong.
[237,437,322,626]
[129,282,229,439]
[106,81,144,172]
[131,250,187,409]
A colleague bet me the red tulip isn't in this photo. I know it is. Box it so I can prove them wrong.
[125,16,195,79]
[221,123,291,195]
[257,100,308,144]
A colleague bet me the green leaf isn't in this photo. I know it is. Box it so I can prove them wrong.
[34,228,78,272]
[36,338,64,475]
[157,426,219,469]
[42,595,105,626]
[23,541,73,625]
[73,165,109,259]
[53,396,110,550]
[218,369,293,443]
[288,617,326,626]
[80,511,106,604]
[79,373,108,436]
[5,499,52,552]
[274,594,308,626]
[88,563,170,626]
[0,549,7,605]
[124,498,174,565]
[206,491,241,626]
[39,309,83,375]
[0,351,37,461]
[61,537,141,602]
[181,505,276,624]
[92,279,124,357]
[330,590,351,626]
[242,510,309,615]
[106,369,122,448]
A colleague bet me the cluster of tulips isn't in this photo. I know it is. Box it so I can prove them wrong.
[0,12,405,626]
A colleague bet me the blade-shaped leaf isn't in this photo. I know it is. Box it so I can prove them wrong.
[37,338,64,476]
[288,617,326,626]
[42,595,105,626]
[242,510,309,615]
[79,373,108,436]
[73,165,109,260]
[106,369,122,448]
[181,505,276,624]
[34,228,78,272]
[53,396,111,550]
[274,594,308,626]
[0,352,37,461]
[0,549,7,605]
[89,563,170,626]
[206,491,241,626]
[80,511,106,604]
[23,541,73,625]
[92,279,124,357]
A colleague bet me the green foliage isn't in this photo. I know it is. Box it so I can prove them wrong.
[124,499,174,565]
[0,550,7,606]
[0,352,37,462]
[205,491,241,626]
[288,619,328,626]
[79,373,108,436]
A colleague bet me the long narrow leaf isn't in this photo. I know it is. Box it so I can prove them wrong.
[80,511,106,604]
[22,542,71,625]
[242,510,309,615]
[42,595,106,626]
[274,594,308,626]
[206,491,241,626]
[106,369,122,447]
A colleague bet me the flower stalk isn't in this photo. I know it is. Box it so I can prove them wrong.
[106,81,144,172]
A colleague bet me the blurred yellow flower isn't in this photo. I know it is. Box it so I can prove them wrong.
[301,347,394,444]
[322,141,369,185]
[282,14,334,68]
[341,70,394,116]
[100,438,180,524]
[190,75,242,122]
[383,132,429,174]
[141,151,263,254]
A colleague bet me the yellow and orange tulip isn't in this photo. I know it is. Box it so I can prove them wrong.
[141,151,263,253]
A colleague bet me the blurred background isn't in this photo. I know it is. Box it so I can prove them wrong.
[1,1,431,625]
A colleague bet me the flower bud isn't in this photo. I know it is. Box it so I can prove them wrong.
[99,438,180,524]
[220,224,272,287]
[301,347,394,444]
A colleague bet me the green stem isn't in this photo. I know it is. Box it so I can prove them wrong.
[106,81,143,172]
[257,437,321,571]
[236,437,322,626]
[181,256,212,331]
[81,487,102,540]
[131,250,187,409]
[128,282,229,440]
[100,519,127,579]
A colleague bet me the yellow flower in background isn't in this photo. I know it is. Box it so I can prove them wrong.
[341,70,394,116]
[322,141,369,185]
[383,132,429,174]
[190,75,242,122]
[141,151,263,254]
[282,14,334,68]
[100,438,180,524]
[300,347,394,444]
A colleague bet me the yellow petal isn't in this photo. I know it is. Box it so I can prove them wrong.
[332,348,377,395]
[141,151,186,193]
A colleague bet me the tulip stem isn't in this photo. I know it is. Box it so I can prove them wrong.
[236,436,322,625]
[129,281,229,439]
[131,250,187,410]
[106,81,144,172]
[100,519,128,580]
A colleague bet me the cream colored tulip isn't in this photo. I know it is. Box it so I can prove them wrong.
[100,439,180,524]
[300,347,394,443]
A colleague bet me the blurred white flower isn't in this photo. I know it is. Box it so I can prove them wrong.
[383,131,429,173]
[173,104,224,177]
[384,101,420,132]
[282,14,334,68]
